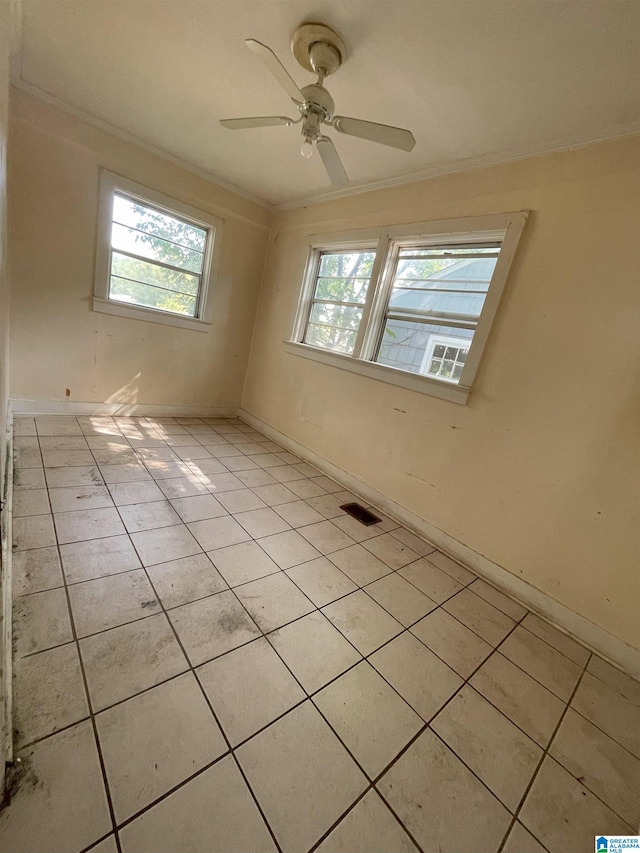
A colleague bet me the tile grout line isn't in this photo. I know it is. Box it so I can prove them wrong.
[37,417,125,853]
[495,652,593,853]
[508,648,639,830]
[430,728,552,853]
[216,571,431,852]
[193,542,406,851]
[105,490,285,853]
[220,538,540,849]
[105,750,234,839]
[121,457,436,853]
[307,609,532,853]
[425,601,585,818]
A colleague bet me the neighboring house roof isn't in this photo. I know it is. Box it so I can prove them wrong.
[388,257,495,315]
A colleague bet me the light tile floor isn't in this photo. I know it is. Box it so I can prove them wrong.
[2,414,639,853]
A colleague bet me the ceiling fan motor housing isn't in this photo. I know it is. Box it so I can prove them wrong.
[301,84,335,120]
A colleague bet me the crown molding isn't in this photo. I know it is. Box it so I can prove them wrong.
[275,123,640,212]
[11,77,275,213]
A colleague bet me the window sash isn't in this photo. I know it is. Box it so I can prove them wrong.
[298,244,383,359]
[368,238,502,382]
[94,171,224,331]
[107,198,210,319]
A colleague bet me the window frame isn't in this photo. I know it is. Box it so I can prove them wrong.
[295,239,383,357]
[287,211,528,404]
[291,231,387,357]
[93,171,224,332]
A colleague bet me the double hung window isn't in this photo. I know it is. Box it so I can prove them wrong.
[290,212,527,403]
[94,172,223,331]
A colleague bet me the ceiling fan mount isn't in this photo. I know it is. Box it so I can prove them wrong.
[291,23,346,77]
[220,22,416,188]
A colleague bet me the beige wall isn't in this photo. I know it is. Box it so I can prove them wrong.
[9,89,272,412]
[0,0,10,479]
[242,136,640,651]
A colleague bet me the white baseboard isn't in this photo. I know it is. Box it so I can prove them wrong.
[10,399,238,418]
[239,408,640,680]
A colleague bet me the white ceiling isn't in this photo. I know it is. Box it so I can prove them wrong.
[13,0,640,206]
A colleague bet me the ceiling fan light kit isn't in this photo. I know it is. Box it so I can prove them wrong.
[220,22,416,187]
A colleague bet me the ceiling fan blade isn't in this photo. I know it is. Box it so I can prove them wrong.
[332,116,416,152]
[316,136,349,187]
[220,116,294,129]
[245,39,305,104]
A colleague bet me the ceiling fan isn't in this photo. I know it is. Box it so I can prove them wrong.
[220,23,416,187]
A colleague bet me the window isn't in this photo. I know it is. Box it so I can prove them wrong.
[94,172,224,331]
[303,249,376,354]
[289,212,527,404]
[420,335,471,382]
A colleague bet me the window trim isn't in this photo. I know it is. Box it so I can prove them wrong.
[93,171,224,332]
[287,211,528,404]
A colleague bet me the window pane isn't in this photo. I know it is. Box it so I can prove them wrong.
[309,302,363,330]
[109,276,197,317]
[113,194,207,252]
[314,251,375,304]
[111,223,204,273]
[441,360,455,379]
[314,277,370,304]
[375,321,473,382]
[305,323,358,355]
[111,252,200,296]
[390,248,498,324]
[318,251,375,279]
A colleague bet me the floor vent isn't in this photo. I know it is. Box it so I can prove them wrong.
[339,502,382,526]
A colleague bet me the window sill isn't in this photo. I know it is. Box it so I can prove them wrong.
[284,341,470,404]
[92,298,212,332]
